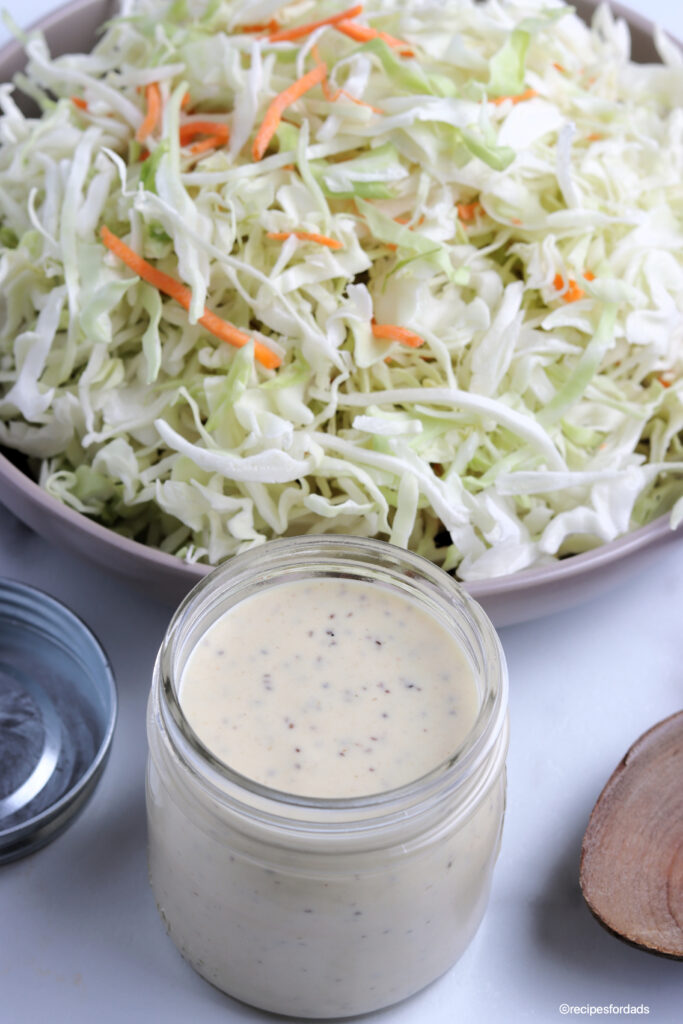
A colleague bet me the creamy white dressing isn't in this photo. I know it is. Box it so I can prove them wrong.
[147,544,508,1018]
[146,765,506,1017]
[179,577,479,798]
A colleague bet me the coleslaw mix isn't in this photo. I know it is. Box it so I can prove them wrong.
[0,0,682,579]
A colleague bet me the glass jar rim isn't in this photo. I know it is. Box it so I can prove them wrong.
[157,536,508,826]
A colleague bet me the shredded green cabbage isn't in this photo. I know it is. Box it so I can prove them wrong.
[1,0,682,579]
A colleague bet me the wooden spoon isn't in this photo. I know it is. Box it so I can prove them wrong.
[580,709,683,959]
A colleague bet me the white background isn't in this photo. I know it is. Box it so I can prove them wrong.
[1,2,682,1022]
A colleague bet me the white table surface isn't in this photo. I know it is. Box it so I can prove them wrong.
[1,1,682,1022]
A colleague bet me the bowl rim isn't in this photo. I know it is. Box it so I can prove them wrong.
[0,446,678,600]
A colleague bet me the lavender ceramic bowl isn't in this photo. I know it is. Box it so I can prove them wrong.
[0,0,680,626]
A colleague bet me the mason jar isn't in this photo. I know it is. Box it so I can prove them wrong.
[146,536,509,1018]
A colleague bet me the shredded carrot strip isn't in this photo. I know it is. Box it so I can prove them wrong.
[383,214,426,248]
[321,79,383,113]
[314,47,338,102]
[71,96,88,111]
[393,214,425,227]
[511,217,522,226]
[583,270,595,281]
[658,375,673,388]
[371,322,425,348]
[179,122,230,147]
[335,19,414,56]
[457,202,480,222]
[319,76,337,102]
[269,5,363,43]
[196,308,280,368]
[553,273,585,303]
[136,82,162,143]
[553,62,566,73]
[190,135,227,155]
[100,226,280,369]
[181,91,191,109]
[314,44,383,113]
[492,87,537,106]
[252,62,327,161]
[337,89,383,113]
[586,132,603,141]
[267,231,343,250]
[238,19,280,33]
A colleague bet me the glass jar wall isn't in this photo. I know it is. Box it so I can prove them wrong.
[146,537,509,1018]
